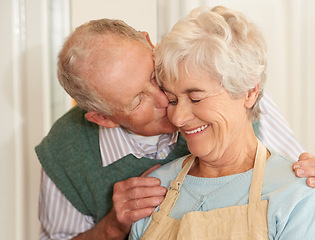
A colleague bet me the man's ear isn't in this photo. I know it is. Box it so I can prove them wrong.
[244,84,260,109]
[141,31,155,48]
[85,111,119,128]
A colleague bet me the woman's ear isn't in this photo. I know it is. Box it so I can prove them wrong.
[141,31,155,48]
[244,84,260,109]
[85,112,119,128]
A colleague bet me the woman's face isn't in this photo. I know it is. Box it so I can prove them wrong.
[162,65,250,161]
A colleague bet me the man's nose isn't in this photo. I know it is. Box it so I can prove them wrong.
[154,88,169,109]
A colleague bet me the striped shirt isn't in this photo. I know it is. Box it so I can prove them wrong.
[259,92,305,160]
[39,130,178,239]
[38,91,305,239]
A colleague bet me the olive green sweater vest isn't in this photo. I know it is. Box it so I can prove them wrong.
[35,106,190,223]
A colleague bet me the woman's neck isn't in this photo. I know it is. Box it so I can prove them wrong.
[188,127,258,178]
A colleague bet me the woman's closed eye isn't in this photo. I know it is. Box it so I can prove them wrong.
[191,99,201,103]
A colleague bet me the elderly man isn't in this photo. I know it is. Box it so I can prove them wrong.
[36,18,315,240]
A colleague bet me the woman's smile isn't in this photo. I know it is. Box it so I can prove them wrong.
[183,124,209,135]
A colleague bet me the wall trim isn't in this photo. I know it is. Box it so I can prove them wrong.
[12,0,26,238]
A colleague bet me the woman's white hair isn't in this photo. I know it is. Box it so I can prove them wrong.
[155,6,267,121]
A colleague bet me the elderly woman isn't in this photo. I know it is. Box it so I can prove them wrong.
[129,6,315,240]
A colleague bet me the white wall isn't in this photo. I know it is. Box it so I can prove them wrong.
[0,0,49,239]
[71,0,158,43]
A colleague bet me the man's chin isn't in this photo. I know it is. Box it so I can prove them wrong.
[142,124,176,136]
[160,120,177,134]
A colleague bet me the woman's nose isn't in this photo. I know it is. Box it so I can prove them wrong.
[169,102,194,128]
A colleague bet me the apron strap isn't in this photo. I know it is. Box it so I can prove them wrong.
[170,155,196,191]
[158,155,196,216]
[248,139,267,204]
[247,139,268,232]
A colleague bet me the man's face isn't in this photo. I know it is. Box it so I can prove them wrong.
[88,38,177,136]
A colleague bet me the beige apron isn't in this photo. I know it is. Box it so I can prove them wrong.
[141,140,269,240]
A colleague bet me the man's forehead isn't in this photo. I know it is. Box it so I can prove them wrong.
[94,41,154,98]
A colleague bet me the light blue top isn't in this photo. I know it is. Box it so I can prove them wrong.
[129,152,315,240]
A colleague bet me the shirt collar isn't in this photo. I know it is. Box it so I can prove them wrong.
[99,126,178,167]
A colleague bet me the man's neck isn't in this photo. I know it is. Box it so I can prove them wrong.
[127,131,161,145]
